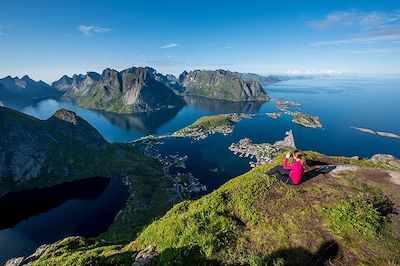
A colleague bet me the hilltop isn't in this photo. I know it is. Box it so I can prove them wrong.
[12,151,400,266]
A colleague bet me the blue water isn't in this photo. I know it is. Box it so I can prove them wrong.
[19,78,400,159]
[0,177,129,264]
[17,77,400,191]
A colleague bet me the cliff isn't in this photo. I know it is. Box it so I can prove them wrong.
[178,69,269,101]
[52,67,184,113]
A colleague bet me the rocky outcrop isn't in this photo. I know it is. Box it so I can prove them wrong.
[370,154,400,169]
[5,244,52,266]
[178,69,269,101]
[52,67,183,113]
[132,246,159,266]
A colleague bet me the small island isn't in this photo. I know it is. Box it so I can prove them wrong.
[273,98,302,111]
[172,113,257,140]
[172,114,234,140]
[266,112,281,119]
[350,126,400,139]
[286,111,323,128]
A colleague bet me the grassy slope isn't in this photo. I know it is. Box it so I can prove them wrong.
[189,114,234,129]
[31,152,400,265]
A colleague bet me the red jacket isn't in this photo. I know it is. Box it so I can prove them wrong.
[283,158,304,185]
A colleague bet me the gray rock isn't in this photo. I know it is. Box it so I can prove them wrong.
[4,257,25,266]
[370,154,400,168]
[132,246,159,266]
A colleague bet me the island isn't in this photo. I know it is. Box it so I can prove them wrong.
[229,130,297,167]
[172,113,257,140]
[350,126,400,139]
[286,111,323,128]
[273,98,302,111]
[266,112,281,119]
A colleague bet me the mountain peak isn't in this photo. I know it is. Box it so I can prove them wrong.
[52,109,78,125]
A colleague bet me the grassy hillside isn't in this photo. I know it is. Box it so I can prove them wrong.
[189,114,234,129]
[27,151,400,265]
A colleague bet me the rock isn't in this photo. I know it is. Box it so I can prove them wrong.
[132,246,159,266]
[4,257,25,266]
[370,154,400,168]
[351,156,360,160]
[5,244,53,265]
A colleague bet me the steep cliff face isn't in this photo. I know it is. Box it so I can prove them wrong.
[52,68,183,113]
[178,69,269,101]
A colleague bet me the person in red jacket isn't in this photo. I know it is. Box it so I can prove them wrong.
[266,150,306,185]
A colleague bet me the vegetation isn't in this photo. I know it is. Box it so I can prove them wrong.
[189,114,234,129]
[28,151,400,265]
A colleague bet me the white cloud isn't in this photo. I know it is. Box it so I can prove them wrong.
[78,25,112,36]
[308,10,400,46]
[307,10,399,30]
[0,25,10,36]
[161,43,178,49]
[225,46,233,49]
[340,48,400,54]
[286,69,346,76]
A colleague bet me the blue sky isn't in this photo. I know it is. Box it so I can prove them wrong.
[0,0,399,82]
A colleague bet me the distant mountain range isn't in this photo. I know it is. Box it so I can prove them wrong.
[0,75,61,106]
[1,67,308,113]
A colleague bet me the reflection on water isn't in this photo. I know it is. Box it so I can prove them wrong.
[183,96,265,113]
[0,177,129,264]
[98,105,183,136]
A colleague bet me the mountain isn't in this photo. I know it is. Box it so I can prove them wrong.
[52,67,184,113]
[0,107,182,252]
[0,107,159,194]
[177,69,269,101]
[0,75,61,105]
[14,151,400,265]
[233,72,279,84]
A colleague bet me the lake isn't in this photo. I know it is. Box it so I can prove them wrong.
[1,76,399,263]
[0,177,129,264]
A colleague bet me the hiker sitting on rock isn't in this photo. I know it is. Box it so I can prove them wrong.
[266,150,305,185]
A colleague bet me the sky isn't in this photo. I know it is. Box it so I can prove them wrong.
[0,0,400,82]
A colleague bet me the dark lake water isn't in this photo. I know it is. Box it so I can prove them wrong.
[1,76,399,263]
[0,177,129,264]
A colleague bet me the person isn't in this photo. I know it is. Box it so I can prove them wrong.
[266,150,305,185]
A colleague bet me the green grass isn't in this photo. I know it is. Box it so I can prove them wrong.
[22,151,400,265]
[323,194,390,237]
[189,114,233,129]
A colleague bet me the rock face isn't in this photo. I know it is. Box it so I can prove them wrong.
[0,107,108,189]
[178,69,269,101]
[52,67,183,113]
